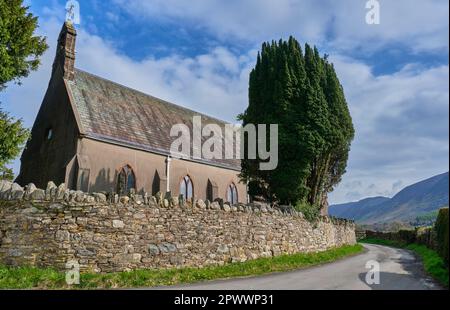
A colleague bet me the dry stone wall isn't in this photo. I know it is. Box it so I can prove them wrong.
[0,180,356,273]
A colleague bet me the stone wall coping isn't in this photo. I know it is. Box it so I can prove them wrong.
[0,180,355,224]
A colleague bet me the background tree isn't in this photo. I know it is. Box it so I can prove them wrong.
[0,0,48,90]
[239,37,354,214]
[0,0,47,179]
[0,109,28,180]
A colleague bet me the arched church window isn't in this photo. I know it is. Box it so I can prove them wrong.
[207,179,214,201]
[180,175,193,200]
[226,183,238,205]
[117,165,136,195]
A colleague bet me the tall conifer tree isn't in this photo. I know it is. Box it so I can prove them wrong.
[239,37,354,212]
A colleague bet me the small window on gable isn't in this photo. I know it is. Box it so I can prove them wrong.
[45,128,53,140]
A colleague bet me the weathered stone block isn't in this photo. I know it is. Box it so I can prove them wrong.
[112,220,125,228]
[119,196,129,204]
[55,230,70,242]
[163,242,177,253]
[84,195,95,203]
[210,201,220,210]
[74,191,85,202]
[0,180,12,193]
[30,189,45,200]
[155,192,162,204]
[170,196,179,207]
[217,244,229,254]
[196,199,206,209]
[56,183,66,201]
[23,183,37,200]
[93,193,107,203]
[148,244,160,255]
[222,204,231,212]
[214,198,224,208]
[11,190,24,200]
[133,195,144,205]
[77,249,96,256]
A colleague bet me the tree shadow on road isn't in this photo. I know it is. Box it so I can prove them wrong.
[357,253,441,290]
[358,272,439,290]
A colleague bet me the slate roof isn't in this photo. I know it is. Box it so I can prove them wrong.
[65,69,241,171]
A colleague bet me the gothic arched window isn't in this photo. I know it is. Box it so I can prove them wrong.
[179,175,193,200]
[226,183,238,205]
[117,165,136,195]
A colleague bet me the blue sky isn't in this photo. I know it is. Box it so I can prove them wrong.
[1,0,448,204]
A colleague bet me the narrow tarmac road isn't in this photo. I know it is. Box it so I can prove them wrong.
[161,244,442,290]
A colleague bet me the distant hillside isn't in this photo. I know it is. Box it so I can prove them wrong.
[329,172,449,224]
[329,196,390,220]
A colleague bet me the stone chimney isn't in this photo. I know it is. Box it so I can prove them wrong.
[52,22,77,80]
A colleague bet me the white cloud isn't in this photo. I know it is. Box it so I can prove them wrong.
[328,56,449,203]
[113,0,449,53]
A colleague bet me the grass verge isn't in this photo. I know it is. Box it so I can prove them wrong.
[0,244,363,289]
[361,238,449,288]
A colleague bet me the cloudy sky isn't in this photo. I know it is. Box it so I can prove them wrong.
[0,0,448,204]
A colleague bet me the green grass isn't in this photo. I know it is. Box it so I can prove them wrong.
[361,238,449,288]
[0,244,363,289]
[0,265,66,289]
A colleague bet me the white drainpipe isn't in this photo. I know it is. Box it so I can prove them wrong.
[247,179,250,203]
[165,156,172,193]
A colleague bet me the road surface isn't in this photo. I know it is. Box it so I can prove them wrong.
[160,244,441,290]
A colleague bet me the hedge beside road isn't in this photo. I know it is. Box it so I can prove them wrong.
[435,208,449,265]
[365,207,449,266]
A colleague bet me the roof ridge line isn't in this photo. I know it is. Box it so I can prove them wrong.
[73,68,237,125]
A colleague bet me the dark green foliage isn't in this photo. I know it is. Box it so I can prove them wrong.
[240,37,354,210]
[0,107,29,179]
[295,200,320,222]
[0,0,45,178]
[415,226,435,249]
[435,207,449,265]
[0,166,14,180]
[406,244,449,288]
[0,0,48,90]
[397,229,416,244]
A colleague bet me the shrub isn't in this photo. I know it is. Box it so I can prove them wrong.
[295,200,320,222]
[397,229,416,244]
[434,208,449,266]
[415,226,434,248]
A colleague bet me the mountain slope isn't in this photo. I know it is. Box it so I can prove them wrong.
[329,172,449,223]
[329,197,390,220]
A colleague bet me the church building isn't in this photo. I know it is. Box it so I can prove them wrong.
[16,22,247,204]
